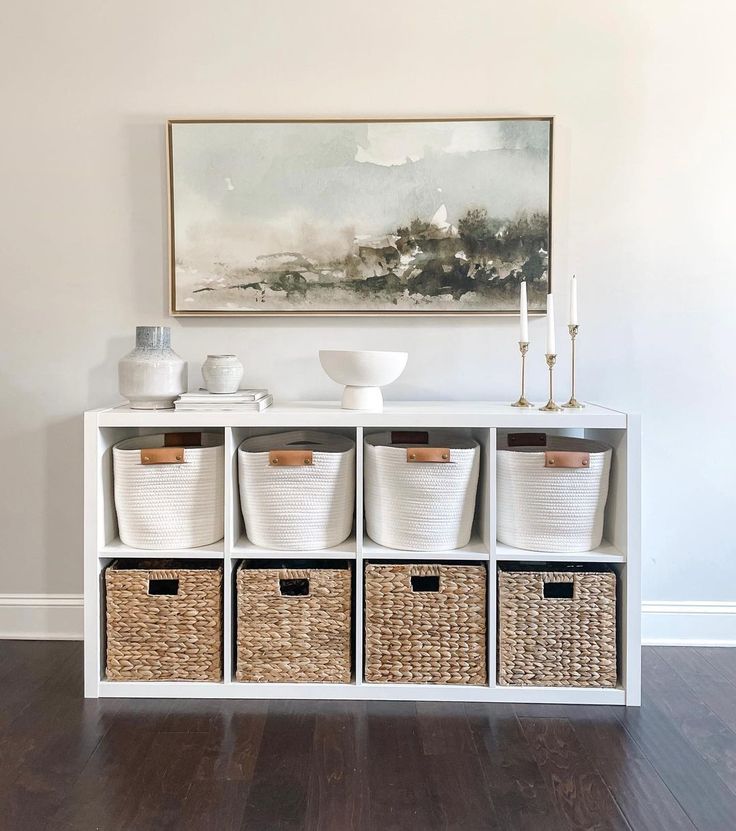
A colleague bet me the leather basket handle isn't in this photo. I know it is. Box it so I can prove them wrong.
[544,451,590,469]
[140,447,185,464]
[269,449,314,466]
[406,447,450,463]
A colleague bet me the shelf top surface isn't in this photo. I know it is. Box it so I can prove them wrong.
[495,539,625,563]
[90,400,627,428]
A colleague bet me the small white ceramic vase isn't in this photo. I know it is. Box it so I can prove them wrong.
[118,326,187,410]
[202,354,244,394]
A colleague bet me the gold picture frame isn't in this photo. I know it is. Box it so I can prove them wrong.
[167,116,553,317]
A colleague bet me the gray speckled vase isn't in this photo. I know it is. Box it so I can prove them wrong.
[118,326,187,409]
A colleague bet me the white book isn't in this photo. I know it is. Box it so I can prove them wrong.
[175,398,270,408]
[178,389,269,402]
[175,394,273,412]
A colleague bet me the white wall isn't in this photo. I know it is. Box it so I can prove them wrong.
[1,0,735,640]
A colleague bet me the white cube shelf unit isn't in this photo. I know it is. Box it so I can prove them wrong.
[84,401,641,705]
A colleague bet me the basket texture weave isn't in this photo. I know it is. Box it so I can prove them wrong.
[497,435,612,553]
[498,567,617,687]
[236,565,352,683]
[364,431,480,551]
[105,560,222,681]
[113,433,224,550]
[239,431,355,551]
[364,563,487,684]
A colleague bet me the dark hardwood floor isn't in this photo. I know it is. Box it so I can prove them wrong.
[2,643,736,830]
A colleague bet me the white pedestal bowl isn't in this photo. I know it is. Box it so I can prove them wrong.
[319,350,408,411]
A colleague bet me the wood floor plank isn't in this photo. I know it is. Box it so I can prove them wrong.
[642,648,736,798]
[659,646,736,733]
[159,697,228,734]
[193,701,268,783]
[417,702,501,830]
[0,641,78,731]
[615,703,736,830]
[466,703,568,831]
[174,780,252,831]
[518,716,632,831]
[365,701,443,831]
[119,701,268,831]
[0,645,117,829]
[612,652,736,830]
[172,702,269,830]
[123,729,213,830]
[424,751,501,831]
[416,701,478,756]
[52,700,173,830]
[303,701,369,831]
[697,647,736,687]
[239,700,317,830]
[567,706,697,831]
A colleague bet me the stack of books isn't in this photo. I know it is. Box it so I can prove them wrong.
[175,389,273,412]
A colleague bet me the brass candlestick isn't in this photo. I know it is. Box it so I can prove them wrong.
[510,341,533,407]
[562,324,585,409]
[539,354,562,411]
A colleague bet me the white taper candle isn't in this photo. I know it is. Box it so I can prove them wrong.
[519,281,529,342]
[546,294,555,354]
[570,274,578,325]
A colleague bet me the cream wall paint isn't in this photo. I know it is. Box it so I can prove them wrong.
[1,2,734,628]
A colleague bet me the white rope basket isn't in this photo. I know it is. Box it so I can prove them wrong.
[364,431,480,551]
[238,430,355,551]
[497,434,612,553]
[113,432,224,550]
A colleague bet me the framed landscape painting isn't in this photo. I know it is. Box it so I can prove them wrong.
[168,117,552,316]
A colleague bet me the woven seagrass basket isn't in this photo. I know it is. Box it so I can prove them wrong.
[105,560,222,681]
[498,565,617,687]
[236,562,352,683]
[364,563,487,684]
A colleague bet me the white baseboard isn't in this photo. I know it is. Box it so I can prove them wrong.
[0,594,83,640]
[0,595,733,646]
[642,601,736,647]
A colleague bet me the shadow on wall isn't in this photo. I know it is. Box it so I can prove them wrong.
[44,416,84,594]
[88,337,128,410]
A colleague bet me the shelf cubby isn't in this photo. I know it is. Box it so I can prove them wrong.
[494,560,625,693]
[94,424,226,554]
